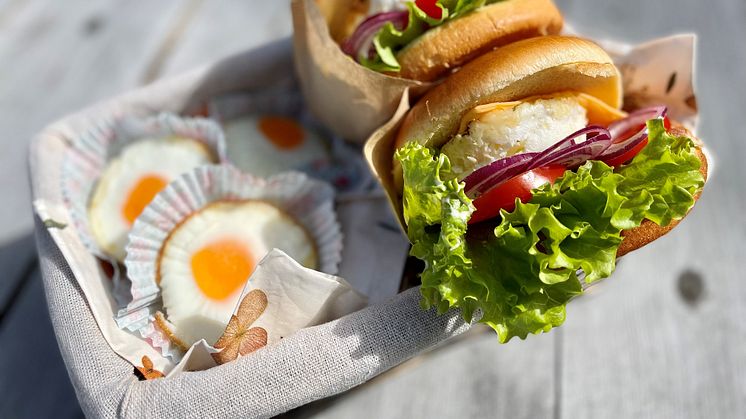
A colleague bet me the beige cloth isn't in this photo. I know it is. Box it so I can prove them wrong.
[35,218,469,418]
[30,38,471,418]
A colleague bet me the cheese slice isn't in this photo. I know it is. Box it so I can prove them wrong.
[458,91,627,134]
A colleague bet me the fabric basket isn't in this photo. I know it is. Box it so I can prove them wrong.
[29,38,469,418]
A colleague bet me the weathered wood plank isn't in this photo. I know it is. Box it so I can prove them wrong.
[556,0,746,417]
[285,278,561,416]
[0,0,185,244]
[297,1,746,417]
[0,2,205,418]
[2,1,742,418]
[0,265,83,419]
[293,326,557,419]
[0,234,36,319]
[0,0,29,30]
[158,0,292,79]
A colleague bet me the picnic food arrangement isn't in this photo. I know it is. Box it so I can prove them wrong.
[34,0,707,392]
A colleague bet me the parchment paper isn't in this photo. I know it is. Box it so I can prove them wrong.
[165,249,367,376]
[291,0,431,143]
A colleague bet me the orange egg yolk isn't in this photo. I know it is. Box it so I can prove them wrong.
[122,174,168,225]
[190,238,255,301]
[258,116,305,150]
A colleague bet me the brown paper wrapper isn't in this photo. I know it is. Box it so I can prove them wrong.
[291,0,431,143]
[363,88,410,231]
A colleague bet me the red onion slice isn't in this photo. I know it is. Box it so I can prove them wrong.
[536,133,613,169]
[597,106,667,163]
[461,106,668,200]
[598,130,648,163]
[463,153,538,198]
[608,106,667,139]
[341,11,408,62]
[527,126,612,170]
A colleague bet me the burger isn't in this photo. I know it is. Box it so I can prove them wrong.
[370,35,707,342]
[339,0,564,81]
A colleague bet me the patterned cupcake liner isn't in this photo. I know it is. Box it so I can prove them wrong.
[60,112,227,314]
[208,90,375,195]
[61,112,228,261]
[123,164,343,359]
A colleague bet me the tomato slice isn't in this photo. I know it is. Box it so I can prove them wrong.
[468,116,671,224]
[603,116,670,167]
[415,0,443,20]
[469,165,566,224]
[603,138,648,167]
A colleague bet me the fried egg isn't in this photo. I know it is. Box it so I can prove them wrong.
[224,115,328,176]
[441,97,588,179]
[157,200,317,347]
[88,137,216,261]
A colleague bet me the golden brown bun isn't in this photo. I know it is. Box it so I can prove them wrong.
[393,35,622,190]
[396,0,564,82]
[617,127,707,257]
[396,36,622,151]
[316,0,370,43]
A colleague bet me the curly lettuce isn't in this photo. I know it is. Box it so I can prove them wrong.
[396,118,705,342]
[363,0,502,72]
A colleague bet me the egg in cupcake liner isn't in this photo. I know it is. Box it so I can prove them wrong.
[123,164,343,360]
[61,112,227,313]
[208,90,375,195]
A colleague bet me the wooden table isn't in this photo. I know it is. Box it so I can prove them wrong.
[0,1,743,418]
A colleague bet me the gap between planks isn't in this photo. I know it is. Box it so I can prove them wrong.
[139,0,205,85]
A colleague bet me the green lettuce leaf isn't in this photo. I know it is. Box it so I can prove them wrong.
[363,0,500,72]
[397,118,705,342]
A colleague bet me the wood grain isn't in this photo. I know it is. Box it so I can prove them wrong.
[556,0,746,417]
[0,1,202,418]
[0,266,83,418]
[0,0,184,244]
[291,0,746,417]
[0,0,743,418]
[290,326,558,419]
[159,0,292,79]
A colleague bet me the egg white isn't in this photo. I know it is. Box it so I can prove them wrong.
[88,137,215,261]
[442,97,588,179]
[224,116,328,177]
[158,200,317,347]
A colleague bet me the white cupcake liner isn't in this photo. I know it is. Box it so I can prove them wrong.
[61,112,228,261]
[208,90,375,195]
[60,112,227,314]
[123,164,343,358]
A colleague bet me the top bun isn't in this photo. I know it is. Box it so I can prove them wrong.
[396,0,564,81]
[395,36,623,153]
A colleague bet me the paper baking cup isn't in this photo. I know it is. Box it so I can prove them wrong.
[123,164,343,358]
[208,89,375,195]
[61,112,228,261]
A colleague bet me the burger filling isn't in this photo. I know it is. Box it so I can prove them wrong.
[394,97,705,343]
[442,97,588,179]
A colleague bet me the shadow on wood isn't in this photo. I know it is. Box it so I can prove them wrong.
[0,236,83,419]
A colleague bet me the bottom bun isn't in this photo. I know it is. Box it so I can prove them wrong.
[617,127,707,257]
